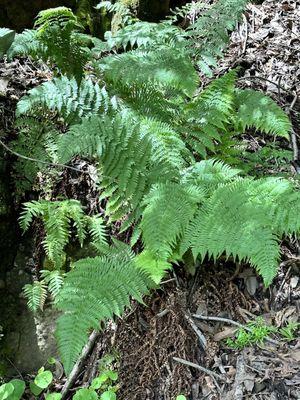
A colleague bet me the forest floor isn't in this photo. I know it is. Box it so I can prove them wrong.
[1,0,300,399]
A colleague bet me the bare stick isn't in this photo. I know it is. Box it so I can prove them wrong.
[61,330,100,399]
[192,314,279,346]
[233,354,245,400]
[173,357,228,382]
[0,137,86,174]
[184,313,207,349]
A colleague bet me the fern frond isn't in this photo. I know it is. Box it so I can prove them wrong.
[34,7,77,31]
[234,89,291,138]
[12,117,58,195]
[135,250,171,284]
[182,159,241,187]
[180,175,300,285]
[55,250,151,374]
[183,71,236,157]
[58,114,183,221]
[20,200,88,267]
[101,46,198,97]
[41,270,65,299]
[86,215,108,250]
[186,0,248,75]
[23,281,47,312]
[141,182,205,259]
[16,77,118,123]
[7,30,43,59]
[104,21,182,50]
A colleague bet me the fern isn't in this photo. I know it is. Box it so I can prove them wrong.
[140,183,205,260]
[11,117,58,195]
[7,29,43,60]
[20,200,87,267]
[234,89,292,138]
[55,248,151,374]
[16,76,118,123]
[40,270,65,299]
[178,165,300,285]
[23,281,47,312]
[101,46,198,98]
[14,2,297,376]
[8,7,90,81]
[58,113,185,221]
[186,0,249,75]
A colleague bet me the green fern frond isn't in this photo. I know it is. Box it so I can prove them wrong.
[183,71,236,157]
[12,117,58,195]
[41,270,65,298]
[101,46,199,97]
[19,200,88,267]
[55,250,151,374]
[180,174,300,285]
[58,114,184,221]
[141,182,205,260]
[34,7,77,31]
[135,250,171,284]
[23,281,47,312]
[182,159,241,187]
[234,89,291,138]
[104,21,182,50]
[186,0,248,75]
[7,29,43,59]
[86,215,108,250]
[16,76,118,123]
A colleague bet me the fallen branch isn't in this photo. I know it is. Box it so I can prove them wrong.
[61,330,100,399]
[184,313,207,349]
[173,357,228,382]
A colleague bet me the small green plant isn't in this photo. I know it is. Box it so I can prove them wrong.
[176,396,187,400]
[73,360,118,400]
[0,367,54,400]
[226,318,277,349]
[29,367,54,396]
[279,321,300,342]
[0,379,25,400]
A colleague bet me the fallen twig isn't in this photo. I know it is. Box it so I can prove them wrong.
[233,354,245,400]
[173,357,228,382]
[0,137,85,174]
[184,313,207,349]
[61,330,100,399]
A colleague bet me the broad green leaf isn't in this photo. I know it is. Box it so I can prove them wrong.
[0,28,15,58]
[106,371,118,381]
[91,373,108,389]
[0,383,14,400]
[73,388,98,400]
[45,393,62,400]
[6,380,25,400]
[29,382,43,396]
[34,370,53,389]
[100,391,116,400]
[176,396,187,400]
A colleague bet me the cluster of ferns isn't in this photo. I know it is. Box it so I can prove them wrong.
[1,0,298,374]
